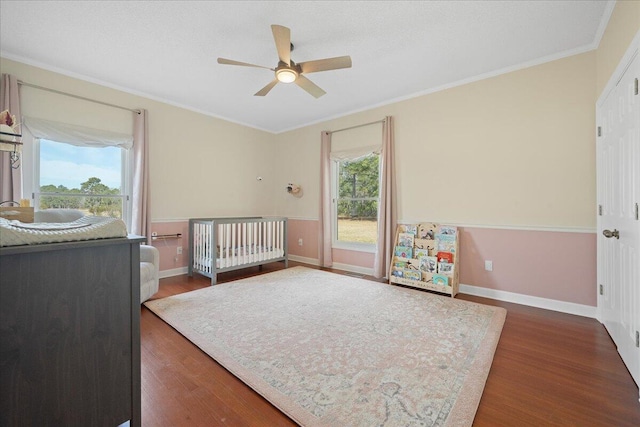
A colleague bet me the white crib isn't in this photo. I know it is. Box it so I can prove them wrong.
[188,217,288,285]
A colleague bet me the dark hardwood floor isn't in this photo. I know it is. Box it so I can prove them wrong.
[140,261,640,426]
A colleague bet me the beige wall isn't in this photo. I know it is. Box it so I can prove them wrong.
[276,51,597,230]
[596,0,640,97]
[0,58,278,220]
[2,0,637,231]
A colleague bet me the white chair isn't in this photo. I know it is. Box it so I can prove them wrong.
[34,209,160,303]
[140,245,160,303]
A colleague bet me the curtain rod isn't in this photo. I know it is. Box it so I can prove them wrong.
[17,80,141,114]
[328,118,385,135]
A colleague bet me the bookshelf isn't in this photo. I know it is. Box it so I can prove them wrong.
[388,223,460,297]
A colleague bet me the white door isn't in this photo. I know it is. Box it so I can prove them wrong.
[596,50,640,392]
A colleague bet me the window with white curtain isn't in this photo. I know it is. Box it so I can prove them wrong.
[331,150,380,250]
[23,116,134,228]
[34,139,129,220]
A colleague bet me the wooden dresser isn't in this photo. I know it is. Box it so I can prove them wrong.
[0,236,144,427]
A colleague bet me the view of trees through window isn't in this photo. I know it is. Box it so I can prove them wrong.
[37,139,124,218]
[336,153,379,244]
[39,177,123,218]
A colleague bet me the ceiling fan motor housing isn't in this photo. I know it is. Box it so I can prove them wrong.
[275,62,300,83]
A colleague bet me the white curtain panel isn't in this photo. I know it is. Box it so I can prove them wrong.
[329,144,381,161]
[132,109,150,243]
[23,116,133,148]
[319,131,333,267]
[373,116,397,279]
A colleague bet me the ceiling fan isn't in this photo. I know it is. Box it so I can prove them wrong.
[217,25,352,98]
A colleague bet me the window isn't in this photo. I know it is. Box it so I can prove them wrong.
[333,152,379,249]
[34,139,130,223]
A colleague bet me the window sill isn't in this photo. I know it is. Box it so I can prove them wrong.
[332,241,377,253]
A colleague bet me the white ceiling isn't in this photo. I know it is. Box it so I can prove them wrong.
[0,0,613,134]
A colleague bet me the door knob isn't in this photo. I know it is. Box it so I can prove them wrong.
[602,229,619,239]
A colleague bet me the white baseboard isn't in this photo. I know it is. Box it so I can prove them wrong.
[460,283,597,319]
[159,259,596,319]
[159,266,188,279]
[288,255,374,276]
[288,254,320,266]
[331,262,374,277]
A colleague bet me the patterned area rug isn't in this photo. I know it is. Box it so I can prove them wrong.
[145,266,506,426]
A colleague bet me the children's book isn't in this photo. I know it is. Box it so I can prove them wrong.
[414,248,429,259]
[436,251,454,263]
[394,261,408,269]
[436,233,456,253]
[404,270,421,281]
[439,225,458,236]
[399,224,418,236]
[438,262,454,275]
[427,256,438,273]
[419,256,438,273]
[433,274,450,286]
[391,269,404,278]
[394,246,413,259]
[398,232,415,248]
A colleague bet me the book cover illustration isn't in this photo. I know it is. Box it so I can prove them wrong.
[414,248,429,259]
[438,262,454,275]
[436,251,454,263]
[398,232,415,248]
[394,246,413,259]
[394,261,408,269]
[399,224,418,236]
[439,225,458,236]
[419,256,438,273]
[436,233,456,253]
[391,269,404,278]
[404,270,421,281]
[433,274,450,286]
[417,223,438,240]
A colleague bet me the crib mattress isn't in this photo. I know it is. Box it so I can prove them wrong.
[0,216,128,247]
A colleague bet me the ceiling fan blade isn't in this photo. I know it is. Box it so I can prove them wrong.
[295,75,326,98]
[299,56,352,74]
[217,58,272,70]
[271,25,291,65]
[254,79,279,96]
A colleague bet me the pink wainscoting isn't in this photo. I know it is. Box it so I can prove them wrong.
[286,218,597,307]
[150,221,189,272]
[287,219,320,260]
[458,227,597,306]
[287,219,374,268]
[333,248,375,269]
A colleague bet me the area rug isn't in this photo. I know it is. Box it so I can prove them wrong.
[144,266,506,426]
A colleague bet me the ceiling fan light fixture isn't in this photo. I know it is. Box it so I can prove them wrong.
[218,24,351,97]
[276,68,298,83]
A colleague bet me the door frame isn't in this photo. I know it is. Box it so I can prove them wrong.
[595,29,640,323]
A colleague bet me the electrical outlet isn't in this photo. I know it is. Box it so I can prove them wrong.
[298,238,303,246]
[177,246,183,255]
[484,260,493,272]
